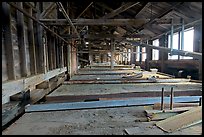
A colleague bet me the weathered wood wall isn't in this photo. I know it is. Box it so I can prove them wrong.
[2,2,76,104]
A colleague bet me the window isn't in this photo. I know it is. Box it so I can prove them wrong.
[181,28,194,59]
[168,27,194,60]
[168,32,179,59]
[152,39,159,60]
[136,46,140,61]
[142,47,146,61]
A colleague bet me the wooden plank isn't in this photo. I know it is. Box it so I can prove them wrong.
[153,102,199,110]
[30,89,46,104]
[2,67,67,104]
[2,2,15,80]
[2,101,24,128]
[156,106,202,133]
[25,96,201,112]
[46,89,202,103]
[16,2,28,77]
[64,78,190,84]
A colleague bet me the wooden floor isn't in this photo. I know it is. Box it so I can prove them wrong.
[2,67,202,135]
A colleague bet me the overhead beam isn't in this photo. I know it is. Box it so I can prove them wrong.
[102,2,140,19]
[40,2,56,18]
[40,18,150,26]
[126,40,202,59]
[77,2,93,19]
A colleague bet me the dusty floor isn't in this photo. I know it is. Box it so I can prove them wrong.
[2,106,202,135]
[47,82,202,96]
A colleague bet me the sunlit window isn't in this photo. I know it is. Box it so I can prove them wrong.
[181,28,194,59]
[152,39,159,60]
[168,27,194,60]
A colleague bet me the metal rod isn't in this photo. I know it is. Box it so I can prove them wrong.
[181,18,184,50]
[199,97,202,106]
[7,2,70,45]
[170,18,174,52]
[56,2,81,40]
[161,87,164,110]
[170,87,174,110]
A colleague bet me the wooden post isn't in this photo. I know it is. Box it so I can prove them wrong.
[28,7,37,75]
[47,32,53,70]
[2,2,16,80]
[89,44,93,65]
[17,2,28,77]
[193,24,202,80]
[36,2,45,73]
[159,35,165,72]
[145,40,152,71]
[111,39,115,69]
[161,87,164,110]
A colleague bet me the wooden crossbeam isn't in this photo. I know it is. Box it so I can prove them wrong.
[40,18,150,26]
[102,2,140,19]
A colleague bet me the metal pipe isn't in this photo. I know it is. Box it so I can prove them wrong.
[7,2,69,45]
[170,87,174,110]
[161,87,164,110]
[56,2,81,40]
[181,18,184,50]
[170,18,174,52]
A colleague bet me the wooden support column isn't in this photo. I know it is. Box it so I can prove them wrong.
[132,46,136,65]
[193,24,202,80]
[47,32,53,70]
[17,2,28,77]
[2,2,16,80]
[139,46,142,64]
[28,7,37,75]
[88,44,93,65]
[111,39,115,69]
[36,2,45,73]
[145,40,152,71]
[159,35,166,72]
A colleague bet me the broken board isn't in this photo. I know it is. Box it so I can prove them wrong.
[155,106,202,132]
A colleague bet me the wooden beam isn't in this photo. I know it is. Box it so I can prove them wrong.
[40,18,149,26]
[25,96,201,112]
[102,2,140,19]
[17,2,28,77]
[134,2,149,17]
[77,2,93,19]
[2,67,67,104]
[2,2,16,80]
[28,7,37,75]
[40,2,56,18]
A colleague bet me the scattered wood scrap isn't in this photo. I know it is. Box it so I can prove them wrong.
[153,102,199,110]
[122,72,143,78]
[155,106,202,133]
